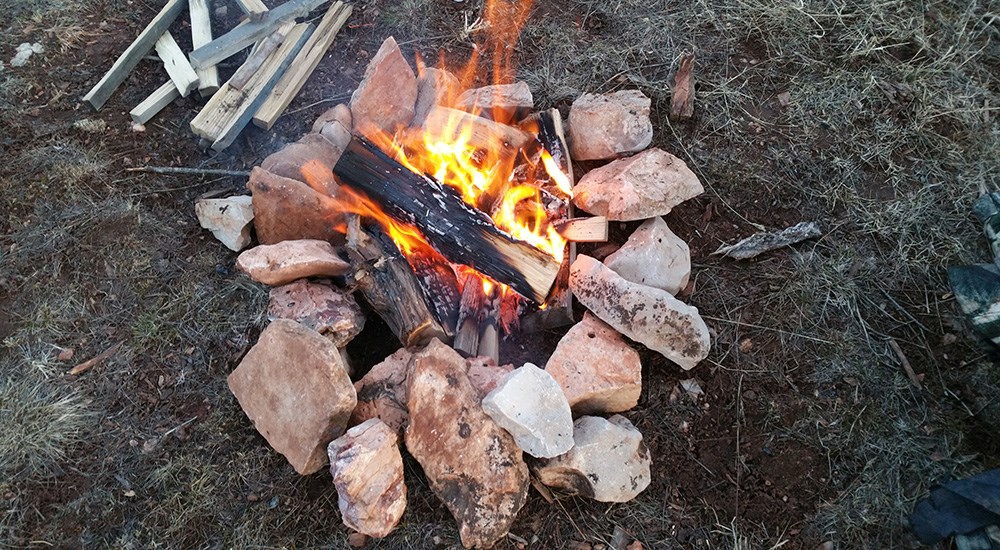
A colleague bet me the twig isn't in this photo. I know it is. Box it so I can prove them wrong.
[887,339,922,389]
[68,341,123,375]
[701,315,834,344]
[126,166,250,177]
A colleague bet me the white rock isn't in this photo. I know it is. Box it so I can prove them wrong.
[195,196,255,251]
[482,363,574,458]
[533,415,651,502]
[604,216,690,295]
[11,43,43,67]
[568,90,652,161]
[236,239,351,286]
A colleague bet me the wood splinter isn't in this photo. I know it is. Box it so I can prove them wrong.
[554,216,608,242]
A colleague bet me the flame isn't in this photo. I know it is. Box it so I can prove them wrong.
[540,150,573,196]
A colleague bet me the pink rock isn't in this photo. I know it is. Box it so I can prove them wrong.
[248,167,344,245]
[261,133,345,192]
[350,37,417,137]
[268,279,364,347]
[312,103,352,134]
[466,356,514,398]
[568,90,652,160]
[413,67,460,126]
[455,82,532,122]
[350,348,413,436]
[604,216,690,295]
[237,239,350,287]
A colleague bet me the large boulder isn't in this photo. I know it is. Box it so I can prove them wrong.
[247,167,344,245]
[236,239,350,287]
[195,195,254,252]
[268,279,364,347]
[604,216,690,295]
[350,37,417,137]
[568,90,652,161]
[481,363,574,458]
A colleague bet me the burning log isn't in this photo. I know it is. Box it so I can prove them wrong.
[420,106,531,154]
[453,277,485,357]
[554,217,608,242]
[334,137,562,303]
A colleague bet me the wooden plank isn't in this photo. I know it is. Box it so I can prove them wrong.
[154,32,200,96]
[188,0,326,69]
[228,22,292,90]
[252,1,352,129]
[235,0,269,20]
[419,106,531,154]
[130,81,180,124]
[554,216,608,242]
[82,0,187,110]
[189,0,219,95]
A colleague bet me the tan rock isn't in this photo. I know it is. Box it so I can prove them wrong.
[466,356,514,398]
[350,348,413,435]
[261,134,345,194]
[573,148,704,222]
[319,120,352,154]
[248,167,344,245]
[545,313,641,415]
[268,279,364,347]
[604,216,690,295]
[328,419,407,538]
[312,103,353,134]
[456,82,532,122]
[413,67,460,126]
[228,319,357,474]
[237,239,350,287]
[568,90,652,160]
[481,363,575,458]
[195,195,254,251]
[569,255,710,370]
[404,340,528,548]
[350,37,417,137]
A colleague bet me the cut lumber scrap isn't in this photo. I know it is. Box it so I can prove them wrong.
[130,81,180,124]
[229,22,293,90]
[334,137,562,303]
[253,1,353,129]
[154,31,200,96]
[235,0,269,20]
[420,106,531,154]
[188,0,326,69]
[189,0,219,95]
[82,0,187,110]
[554,217,608,242]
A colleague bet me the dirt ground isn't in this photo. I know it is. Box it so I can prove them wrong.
[2,0,999,548]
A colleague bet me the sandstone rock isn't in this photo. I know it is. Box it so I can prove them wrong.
[533,415,650,502]
[248,167,344,245]
[568,90,652,160]
[413,67,460,126]
[237,239,350,286]
[466,356,514,398]
[261,134,345,193]
[350,37,417,137]
[328,419,407,538]
[350,348,412,435]
[482,363,574,458]
[405,340,528,548]
[456,82,532,122]
[569,255,709,370]
[228,319,357,474]
[573,148,704,221]
[604,216,690,295]
[268,279,364,347]
[312,103,353,134]
[319,120,352,154]
[545,313,641,415]
[195,195,254,251]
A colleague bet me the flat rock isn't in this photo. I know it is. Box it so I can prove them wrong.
[574,148,703,221]
[319,120,352,154]
[545,313,641,415]
[261,134,345,195]
[228,319,357,474]
[248,167,344,245]
[350,348,413,436]
[568,90,652,161]
[534,415,650,502]
[482,363,574,458]
[466,357,514,398]
[328,419,407,538]
[413,67,460,126]
[604,216,690,295]
[237,239,350,287]
[455,82,532,122]
[268,279,364,347]
[195,195,254,251]
[312,103,353,134]
[405,340,528,549]
[350,37,417,137]
[569,255,710,370]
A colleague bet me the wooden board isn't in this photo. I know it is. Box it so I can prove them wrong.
[235,0,268,20]
[189,0,219,95]
[420,106,531,154]
[554,216,608,242]
[253,1,353,129]
[229,22,293,90]
[130,81,180,124]
[82,0,187,110]
[154,32,200,96]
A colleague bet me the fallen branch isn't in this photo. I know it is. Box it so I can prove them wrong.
[713,221,822,260]
[69,341,123,375]
[126,166,251,177]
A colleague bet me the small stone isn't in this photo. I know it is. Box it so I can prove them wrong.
[573,148,704,221]
[319,120,352,154]
[533,415,650,502]
[482,363,574,458]
[350,37,417,137]
[248,167,345,245]
[545,313,641,415]
[72,118,108,134]
[57,348,75,362]
[466,356,514,398]
[11,42,43,67]
[268,279,364,347]
[350,348,413,436]
[228,319,357,474]
[236,239,350,287]
[328,419,407,538]
[347,532,369,547]
[404,340,528,548]
[312,103,353,134]
[412,67,461,126]
[130,122,146,133]
[568,90,652,161]
[260,134,345,194]
[603,217,690,295]
[195,195,255,252]
[455,82,532,122]
[570,255,710,370]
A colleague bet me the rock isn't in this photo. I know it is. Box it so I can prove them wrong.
[569,255,709,370]
[604,217,690,295]
[413,67,461,126]
[228,319,357,474]
[268,279,364,347]
[248,167,345,245]
[466,357,514,398]
[11,42,43,67]
[482,363,574,458]
[72,118,108,134]
[574,148,704,221]
[568,90,652,161]
[405,340,528,548]
[350,37,417,137]
[350,348,413,435]
[260,134,345,194]
[533,415,650,502]
[456,82,532,122]
[195,195,255,252]
[312,103,353,134]
[319,120,352,154]
[545,313,641,415]
[328,419,407,538]
[237,239,351,286]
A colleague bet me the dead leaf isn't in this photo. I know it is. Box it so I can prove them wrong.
[57,348,75,362]
[680,378,704,399]
[670,53,696,120]
[739,338,753,352]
